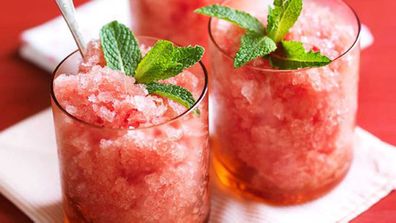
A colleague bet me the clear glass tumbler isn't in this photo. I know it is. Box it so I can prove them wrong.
[50,37,210,222]
[209,0,360,204]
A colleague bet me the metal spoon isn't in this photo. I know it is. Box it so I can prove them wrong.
[55,0,87,57]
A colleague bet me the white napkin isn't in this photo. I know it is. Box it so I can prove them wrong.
[0,110,61,223]
[1,109,396,223]
[9,0,389,222]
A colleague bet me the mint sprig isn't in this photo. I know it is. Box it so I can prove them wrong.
[99,21,202,112]
[195,5,265,34]
[134,40,204,84]
[100,21,141,76]
[270,41,331,69]
[196,0,332,70]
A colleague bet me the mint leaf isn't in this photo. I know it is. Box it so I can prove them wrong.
[172,45,205,70]
[100,21,141,76]
[234,32,277,68]
[145,82,196,110]
[135,40,178,83]
[269,41,331,69]
[195,5,265,34]
[134,40,204,84]
[267,0,303,42]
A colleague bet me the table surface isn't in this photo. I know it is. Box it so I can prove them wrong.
[0,0,395,222]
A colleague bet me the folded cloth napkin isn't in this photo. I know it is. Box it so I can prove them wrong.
[9,0,389,223]
[0,109,396,223]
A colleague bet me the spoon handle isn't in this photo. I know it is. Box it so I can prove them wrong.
[55,0,86,57]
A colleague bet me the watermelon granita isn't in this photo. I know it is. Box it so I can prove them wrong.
[207,0,360,204]
[50,35,209,222]
[130,0,220,48]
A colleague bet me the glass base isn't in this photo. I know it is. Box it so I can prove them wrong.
[212,151,351,205]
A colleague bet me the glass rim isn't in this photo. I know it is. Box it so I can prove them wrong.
[208,0,362,73]
[50,37,209,131]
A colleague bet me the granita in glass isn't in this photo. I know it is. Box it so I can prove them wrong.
[50,21,209,222]
[130,0,220,47]
[199,0,360,204]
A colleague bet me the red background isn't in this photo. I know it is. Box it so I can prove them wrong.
[0,0,395,222]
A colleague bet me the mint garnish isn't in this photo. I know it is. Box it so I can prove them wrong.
[145,82,196,110]
[196,0,331,70]
[234,32,277,68]
[270,41,331,69]
[99,21,202,111]
[134,40,204,84]
[100,21,141,76]
[195,5,265,34]
[267,0,302,42]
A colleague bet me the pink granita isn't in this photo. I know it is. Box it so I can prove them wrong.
[51,37,209,222]
[209,0,360,204]
[130,0,221,48]
[56,41,202,129]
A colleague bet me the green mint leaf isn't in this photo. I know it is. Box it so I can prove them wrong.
[195,5,265,34]
[134,40,204,84]
[100,21,141,76]
[267,0,303,42]
[173,45,205,70]
[269,40,331,69]
[234,32,277,68]
[145,82,197,110]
